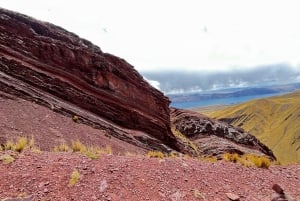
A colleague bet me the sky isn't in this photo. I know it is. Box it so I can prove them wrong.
[1,0,300,93]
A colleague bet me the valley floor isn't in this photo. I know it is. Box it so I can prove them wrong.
[0,151,299,201]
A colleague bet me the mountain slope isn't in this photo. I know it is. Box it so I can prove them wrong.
[0,7,178,152]
[207,91,300,164]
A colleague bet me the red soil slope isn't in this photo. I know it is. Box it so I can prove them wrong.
[0,151,299,201]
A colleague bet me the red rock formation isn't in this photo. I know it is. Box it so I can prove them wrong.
[170,108,276,159]
[0,8,177,151]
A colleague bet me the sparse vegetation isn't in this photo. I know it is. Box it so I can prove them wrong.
[17,192,27,198]
[98,145,112,155]
[84,146,100,159]
[72,115,79,122]
[243,154,271,168]
[28,136,35,149]
[71,140,86,152]
[5,140,15,151]
[0,154,15,164]
[222,153,240,163]
[53,143,70,152]
[168,151,181,158]
[222,153,271,168]
[172,128,199,155]
[3,136,39,153]
[69,169,80,186]
[53,140,112,159]
[198,156,218,163]
[147,150,165,158]
[193,189,207,200]
[14,137,27,152]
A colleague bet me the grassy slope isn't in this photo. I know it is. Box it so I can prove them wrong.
[205,91,300,164]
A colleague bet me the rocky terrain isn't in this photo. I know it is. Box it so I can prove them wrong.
[0,7,299,201]
[0,150,300,201]
[170,108,275,159]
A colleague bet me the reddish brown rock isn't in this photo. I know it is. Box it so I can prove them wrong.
[271,184,295,201]
[171,108,276,159]
[2,195,34,201]
[226,192,240,201]
[273,184,284,194]
[0,8,177,151]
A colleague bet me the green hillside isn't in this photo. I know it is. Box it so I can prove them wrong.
[205,91,300,164]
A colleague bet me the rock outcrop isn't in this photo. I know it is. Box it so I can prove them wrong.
[171,108,276,159]
[0,8,177,151]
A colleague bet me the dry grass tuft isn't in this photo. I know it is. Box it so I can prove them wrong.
[5,140,15,151]
[71,140,86,153]
[147,150,165,158]
[53,143,70,152]
[98,145,112,155]
[72,115,79,123]
[53,140,112,159]
[84,146,100,159]
[222,153,271,168]
[198,156,218,163]
[193,189,207,200]
[14,137,27,152]
[0,154,15,164]
[222,153,240,163]
[69,169,80,186]
[243,154,271,168]
[3,136,39,153]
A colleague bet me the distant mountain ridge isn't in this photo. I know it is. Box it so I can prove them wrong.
[206,91,300,164]
[170,83,300,103]
[170,83,300,108]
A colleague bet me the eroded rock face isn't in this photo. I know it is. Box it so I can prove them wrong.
[0,8,177,150]
[171,108,276,159]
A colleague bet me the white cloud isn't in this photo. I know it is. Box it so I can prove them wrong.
[143,77,160,90]
[1,0,300,72]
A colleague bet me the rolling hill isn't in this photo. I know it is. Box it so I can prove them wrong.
[205,91,300,164]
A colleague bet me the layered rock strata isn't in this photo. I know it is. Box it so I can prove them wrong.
[0,8,176,151]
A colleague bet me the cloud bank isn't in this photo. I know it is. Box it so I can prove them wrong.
[142,64,300,94]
